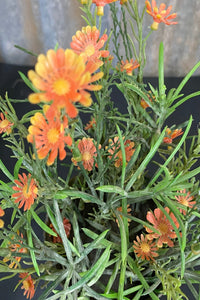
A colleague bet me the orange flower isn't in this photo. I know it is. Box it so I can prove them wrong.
[92,0,118,16]
[3,232,27,269]
[175,189,196,215]
[0,112,13,134]
[71,26,109,64]
[133,234,159,261]
[27,109,72,166]
[145,0,177,30]
[0,207,5,228]
[120,0,127,4]
[50,218,71,243]
[28,48,103,118]
[145,207,179,248]
[115,204,131,226]
[120,59,140,76]
[163,128,183,144]
[140,91,155,109]
[19,273,35,299]
[107,137,135,167]
[12,173,38,211]
[72,137,100,171]
[84,118,96,130]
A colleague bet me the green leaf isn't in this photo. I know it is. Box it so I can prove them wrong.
[18,71,38,92]
[30,207,57,237]
[96,185,127,196]
[148,115,193,188]
[54,190,102,205]
[125,127,166,192]
[14,45,38,57]
[27,211,40,276]
[0,180,13,192]
[14,157,23,179]
[158,42,165,100]
[173,61,200,98]
[75,229,109,264]
[116,124,126,189]
[46,246,111,300]
[0,160,14,181]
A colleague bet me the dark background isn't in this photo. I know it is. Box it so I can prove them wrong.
[0,63,200,299]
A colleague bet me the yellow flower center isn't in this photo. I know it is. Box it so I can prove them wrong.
[151,21,159,30]
[53,78,70,95]
[0,119,10,129]
[22,184,32,198]
[47,128,60,144]
[85,44,96,57]
[0,219,4,228]
[23,280,31,291]
[82,151,92,162]
[180,197,189,207]
[158,222,168,234]
[140,242,150,253]
[156,13,162,19]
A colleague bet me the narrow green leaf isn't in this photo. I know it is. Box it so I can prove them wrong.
[125,127,166,192]
[148,115,193,188]
[54,190,102,205]
[14,157,23,179]
[173,61,200,98]
[30,207,57,237]
[11,209,17,225]
[18,71,38,92]
[75,229,109,264]
[96,185,127,196]
[45,246,111,300]
[158,42,165,100]
[0,180,13,192]
[14,45,38,56]
[27,211,40,276]
[53,199,73,264]
[46,205,59,233]
[116,124,126,189]
[0,160,14,181]
[87,248,110,286]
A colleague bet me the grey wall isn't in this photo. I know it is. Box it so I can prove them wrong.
[0,0,199,76]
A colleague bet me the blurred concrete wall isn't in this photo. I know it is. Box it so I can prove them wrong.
[0,0,199,76]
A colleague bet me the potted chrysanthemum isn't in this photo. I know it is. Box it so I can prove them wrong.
[0,1,200,299]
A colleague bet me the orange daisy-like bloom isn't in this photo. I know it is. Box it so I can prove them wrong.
[19,273,35,299]
[107,137,135,168]
[72,137,100,171]
[3,232,27,269]
[50,218,71,243]
[163,128,183,144]
[28,48,103,118]
[27,109,72,166]
[71,26,109,64]
[140,91,155,109]
[0,207,5,228]
[120,0,127,4]
[12,173,38,211]
[175,189,196,215]
[133,234,159,261]
[0,112,13,134]
[145,207,179,248]
[115,204,131,227]
[145,0,177,30]
[92,0,118,16]
[120,59,140,76]
[84,117,96,130]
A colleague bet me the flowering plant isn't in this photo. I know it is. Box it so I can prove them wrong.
[1,1,200,299]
